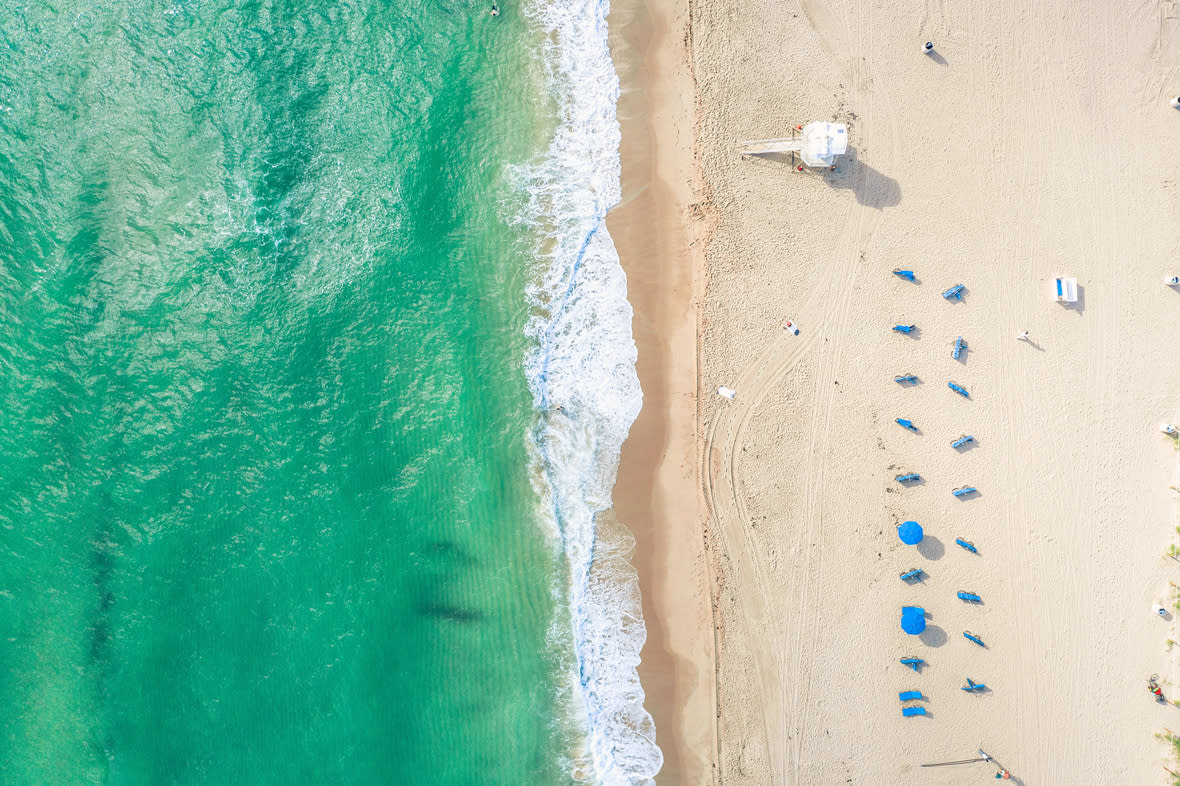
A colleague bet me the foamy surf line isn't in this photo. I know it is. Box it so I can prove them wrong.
[516,0,663,783]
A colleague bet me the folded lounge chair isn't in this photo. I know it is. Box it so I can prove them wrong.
[952,486,977,497]
[947,381,970,398]
[942,283,965,300]
[955,538,978,554]
[893,269,916,282]
[957,591,982,603]
[894,373,918,384]
[898,690,923,701]
[963,631,985,647]
[952,336,967,360]
[902,706,926,717]
[893,324,916,334]
[899,568,924,582]
[896,418,918,432]
[899,657,925,671]
[951,434,974,449]
[895,472,921,483]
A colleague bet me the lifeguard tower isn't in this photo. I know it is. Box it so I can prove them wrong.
[740,121,849,169]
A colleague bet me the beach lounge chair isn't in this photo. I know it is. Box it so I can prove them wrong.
[955,538,978,554]
[893,269,916,282]
[894,373,918,384]
[900,568,924,582]
[895,472,921,483]
[957,591,982,603]
[962,678,986,692]
[951,434,974,449]
[898,690,923,701]
[942,283,965,300]
[893,324,916,334]
[902,706,926,717]
[947,381,969,398]
[952,486,977,497]
[900,657,925,672]
[963,631,985,647]
[952,336,966,360]
[896,418,918,432]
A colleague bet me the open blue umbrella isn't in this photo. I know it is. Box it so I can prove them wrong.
[901,606,927,635]
[898,520,924,545]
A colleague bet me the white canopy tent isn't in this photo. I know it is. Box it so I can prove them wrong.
[1053,277,1078,303]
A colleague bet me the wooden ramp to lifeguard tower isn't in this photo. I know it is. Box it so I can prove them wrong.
[739,136,802,157]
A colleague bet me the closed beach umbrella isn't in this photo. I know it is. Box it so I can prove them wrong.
[898,520,924,545]
[901,606,927,635]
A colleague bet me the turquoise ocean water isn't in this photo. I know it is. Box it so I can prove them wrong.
[0,1,660,784]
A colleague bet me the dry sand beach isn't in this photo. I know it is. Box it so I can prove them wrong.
[613,0,1180,784]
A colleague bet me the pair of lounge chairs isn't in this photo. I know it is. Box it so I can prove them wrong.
[899,689,926,717]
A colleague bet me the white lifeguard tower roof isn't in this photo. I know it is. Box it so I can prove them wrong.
[800,122,848,167]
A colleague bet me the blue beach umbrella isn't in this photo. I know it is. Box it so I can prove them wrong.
[901,606,927,635]
[898,520,924,545]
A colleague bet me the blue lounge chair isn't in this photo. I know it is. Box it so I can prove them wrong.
[895,472,921,483]
[900,568,924,582]
[900,657,925,672]
[942,283,965,300]
[898,690,923,701]
[955,538,978,554]
[957,591,982,603]
[963,631,985,647]
[962,678,986,692]
[952,486,977,497]
[894,373,918,384]
[952,336,967,360]
[893,269,916,282]
[951,434,974,449]
[947,381,969,398]
[893,324,916,334]
[896,418,918,432]
[902,706,926,717]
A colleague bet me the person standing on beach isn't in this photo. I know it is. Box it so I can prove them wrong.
[1016,330,1029,341]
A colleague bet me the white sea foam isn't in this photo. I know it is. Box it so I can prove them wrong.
[515,0,663,783]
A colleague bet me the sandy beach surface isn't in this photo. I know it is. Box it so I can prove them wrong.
[614,0,1180,783]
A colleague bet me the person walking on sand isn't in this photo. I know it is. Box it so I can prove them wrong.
[1016,330,1029,341]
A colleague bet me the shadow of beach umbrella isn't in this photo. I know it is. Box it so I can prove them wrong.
[898,520,924,545]
[901,606,927,635]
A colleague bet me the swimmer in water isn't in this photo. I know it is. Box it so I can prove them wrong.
[490,3,500,15]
